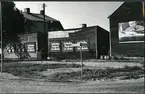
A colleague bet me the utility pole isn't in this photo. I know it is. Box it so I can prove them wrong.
[80,43,83,81]
[43,3,46,33]
[143,2,145,30]
[143,1,144,18]
[109,25,112,59]
[0,1,3,73]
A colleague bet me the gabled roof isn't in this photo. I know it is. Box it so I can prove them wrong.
[53,25,108,32]
[108,2,143,19]
[108,3,124,18]
[22,12,44,22]
[22,12,60,22]
[33,13,58,22]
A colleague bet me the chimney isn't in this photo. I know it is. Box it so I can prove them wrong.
[82,24,87,28]
[24,8,30,14]
[40,10,45,15]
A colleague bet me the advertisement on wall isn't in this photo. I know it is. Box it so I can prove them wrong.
[48,31,69,39]
[25,42,36,52]
[76,40,89,51]
[62,41,73,52]
[50,42,60,52]
[118,20,144,43]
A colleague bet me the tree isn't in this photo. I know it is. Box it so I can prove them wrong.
[1,1,29,59]
[1,1,25,47]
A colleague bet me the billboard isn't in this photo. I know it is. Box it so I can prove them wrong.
[62,41,73,52]
[50,41,60,52]
[25,42,36,52]
[76,40,89,51]
[118,21,144,43]
[48,31,69,39]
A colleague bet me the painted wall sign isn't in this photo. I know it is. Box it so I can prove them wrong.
[50,42,60,52]
[76,40,89,51]
[48,31,69,39]
[118,20,144,43]
[62,41,73,52]
[25,42,36,53]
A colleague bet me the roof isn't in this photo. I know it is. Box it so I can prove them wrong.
[33,13,58,22]
[22,12,59,22]
[108,2,124,18]
[108,2,143,19]
[22,12,44,22]
[52,25,108,33]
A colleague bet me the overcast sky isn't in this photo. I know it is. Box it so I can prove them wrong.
[15,1,124,31]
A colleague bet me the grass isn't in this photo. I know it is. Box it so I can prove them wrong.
[2,62,82,79]
[1,62,144,82]
[47,65,144,81]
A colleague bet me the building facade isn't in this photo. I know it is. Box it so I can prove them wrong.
[48,25,109,59]
[3,8,64,59]
[109,2,144,58]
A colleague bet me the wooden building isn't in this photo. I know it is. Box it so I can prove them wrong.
[108,2,144,58]
[3,8,64,59]
[48,25,109,59]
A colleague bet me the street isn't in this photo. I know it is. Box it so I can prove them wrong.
[0,77,144,93]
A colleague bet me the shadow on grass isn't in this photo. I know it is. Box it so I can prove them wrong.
[46,65,144,82]
[2,63,82,79]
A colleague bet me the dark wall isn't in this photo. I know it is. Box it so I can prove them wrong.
[48,26,110,59]
[37,32,48,59]
[109,2,144,57]
[97,26,110,56]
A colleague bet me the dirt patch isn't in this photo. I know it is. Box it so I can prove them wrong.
[0,73,20,79]
[39,68,81,76]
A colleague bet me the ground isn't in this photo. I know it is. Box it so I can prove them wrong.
[0,60,144,93]
[0,77,144,93]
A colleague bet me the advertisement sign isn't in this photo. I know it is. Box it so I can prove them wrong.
[72,43,80,47]
[50,42,60,52]
[48,31,69,39]
[25,42,36,52]
[76,40,88,51]
[118,20,144,43]
[62,41,73,52]
[27,44,35,52]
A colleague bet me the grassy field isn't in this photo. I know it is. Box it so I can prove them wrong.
[2,62,82,79]
[47,65,144,82]
[1,61,144,82]
[0,61,144,93]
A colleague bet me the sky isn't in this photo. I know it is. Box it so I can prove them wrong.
[14,1,124,31]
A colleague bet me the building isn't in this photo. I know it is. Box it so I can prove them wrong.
[108,2,144,58]
[48,24,109,59]
[3,8,64,59]
[23,8,64,33]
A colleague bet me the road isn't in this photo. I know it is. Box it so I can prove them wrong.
[0,78,144,93]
